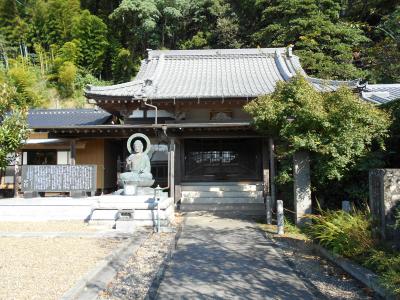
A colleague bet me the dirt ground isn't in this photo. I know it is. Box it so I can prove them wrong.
[0,221,122,300]
[0,221,97,232]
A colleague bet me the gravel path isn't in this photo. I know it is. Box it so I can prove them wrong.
[98,232,175,300]
[0,237,122,300]
[98,215,183,300]
[262,226,376,299]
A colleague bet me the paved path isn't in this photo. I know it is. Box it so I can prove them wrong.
[156,213,316,300]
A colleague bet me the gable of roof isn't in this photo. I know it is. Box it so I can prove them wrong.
[28,108,111,128]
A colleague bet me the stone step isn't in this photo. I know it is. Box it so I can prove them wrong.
[181,184,263,192]
[181,190,263,198]
[180,203,265,215]
[181,181,263,186]
[181,196,264,204]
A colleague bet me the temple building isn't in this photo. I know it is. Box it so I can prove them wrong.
[1,47,399,213]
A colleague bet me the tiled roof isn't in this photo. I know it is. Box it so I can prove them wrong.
[360,84,400,104]
[84,47,399,105]
[28,109,111,128]
[86,48,359,100]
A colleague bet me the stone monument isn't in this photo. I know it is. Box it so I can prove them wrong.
[118,133,155,195]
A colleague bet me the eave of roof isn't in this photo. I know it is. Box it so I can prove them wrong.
[28,108,111,128]
[31,122,251,130]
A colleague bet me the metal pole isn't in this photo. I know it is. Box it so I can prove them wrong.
[277,200,284,235]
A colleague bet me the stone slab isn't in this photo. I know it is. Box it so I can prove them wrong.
[181,184,263,192]
[115,220,136,232]
[180,203,265,215]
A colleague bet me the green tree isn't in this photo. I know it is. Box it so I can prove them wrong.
[29,0,80,48]
[112,48,134,83]
[364,6,400,83]
[71,10,109,75]
[0,72,29,170]
[253,0,369,80]
[244,75,390,186]
[57,61,77,98]
[109,0,160,54]
[179,0,241,49]
[155,0,185,48]
[0,0,18,42]
[8,59,44,107]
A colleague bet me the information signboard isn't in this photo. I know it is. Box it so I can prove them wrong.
[21,165,97,192]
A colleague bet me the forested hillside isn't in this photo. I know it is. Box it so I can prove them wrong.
[0,0,399,108]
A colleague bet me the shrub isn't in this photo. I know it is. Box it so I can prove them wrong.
[364,250,400,295]
[304,210,374,258]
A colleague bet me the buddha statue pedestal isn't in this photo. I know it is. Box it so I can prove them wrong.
[122,180,155,196]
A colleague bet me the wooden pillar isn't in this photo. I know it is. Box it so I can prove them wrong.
[70,140,76,165]
[262,138,270,198]
[169,138,175,201]
[268,138,276,210]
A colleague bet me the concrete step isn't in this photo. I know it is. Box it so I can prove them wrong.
[180,203,265,215]
[181,184,263,192]
[181,190,263,198]
[181,197,264,204]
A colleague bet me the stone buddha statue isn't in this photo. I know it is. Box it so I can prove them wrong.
[119,139,154,188]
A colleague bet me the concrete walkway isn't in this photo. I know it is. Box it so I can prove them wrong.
[156,213,316,300]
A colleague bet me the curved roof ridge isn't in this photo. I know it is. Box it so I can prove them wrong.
[365,83,400,88]
[148,48,286,58]
[274,50,293,81]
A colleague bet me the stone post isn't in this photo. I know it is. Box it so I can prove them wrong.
[293,151,312,226]
[277,200,284,235]
[169,138,175,201]
[266,196,272,225]
[369,169,400,241]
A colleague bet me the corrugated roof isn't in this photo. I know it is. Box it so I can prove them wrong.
[361,84,400,104]
[28,109,111,128]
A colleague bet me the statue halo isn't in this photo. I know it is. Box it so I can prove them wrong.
[127,133,151,154]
